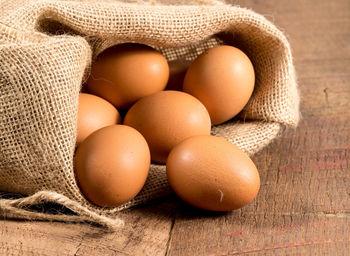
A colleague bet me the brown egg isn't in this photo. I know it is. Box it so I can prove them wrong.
[165,59,192,91]
[87,43,169,109]
[75,125,150,207]
[183,45,255,125]
[76,93,121,145]
[124,91,211,164]
[166,135,260,211]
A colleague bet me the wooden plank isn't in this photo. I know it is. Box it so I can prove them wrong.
[0,199,176,256]
[166,116,350,255]
[166,0,350,255]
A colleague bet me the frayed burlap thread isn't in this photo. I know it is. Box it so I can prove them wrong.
[0,0,299,228]
[0,191,124,229]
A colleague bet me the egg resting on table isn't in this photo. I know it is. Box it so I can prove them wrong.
[166,135,260,211]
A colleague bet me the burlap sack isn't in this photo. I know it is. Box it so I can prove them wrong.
[0,0,299,228]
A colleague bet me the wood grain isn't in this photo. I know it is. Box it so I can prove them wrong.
[166,0,350,255]
[1,0,349,255]
[0,199,176,256]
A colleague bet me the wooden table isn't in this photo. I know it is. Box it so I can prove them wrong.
[1,0,349,255]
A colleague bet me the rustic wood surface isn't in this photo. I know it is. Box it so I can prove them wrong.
[1,0,349,255]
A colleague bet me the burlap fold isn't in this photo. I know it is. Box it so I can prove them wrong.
[0,0,299,228]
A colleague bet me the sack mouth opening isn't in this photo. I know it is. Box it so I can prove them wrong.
[0,2,299,223]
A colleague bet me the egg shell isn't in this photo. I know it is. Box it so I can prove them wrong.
[124,90,211,164]
[87,43,169,109]
[76,93,121,145]
[183,45,255,125]
[166,135,260,211]
[74,125,150,207]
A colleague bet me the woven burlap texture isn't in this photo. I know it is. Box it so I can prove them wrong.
[0,0,299,228]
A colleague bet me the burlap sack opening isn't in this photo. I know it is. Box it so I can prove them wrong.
[0,1,299,228]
